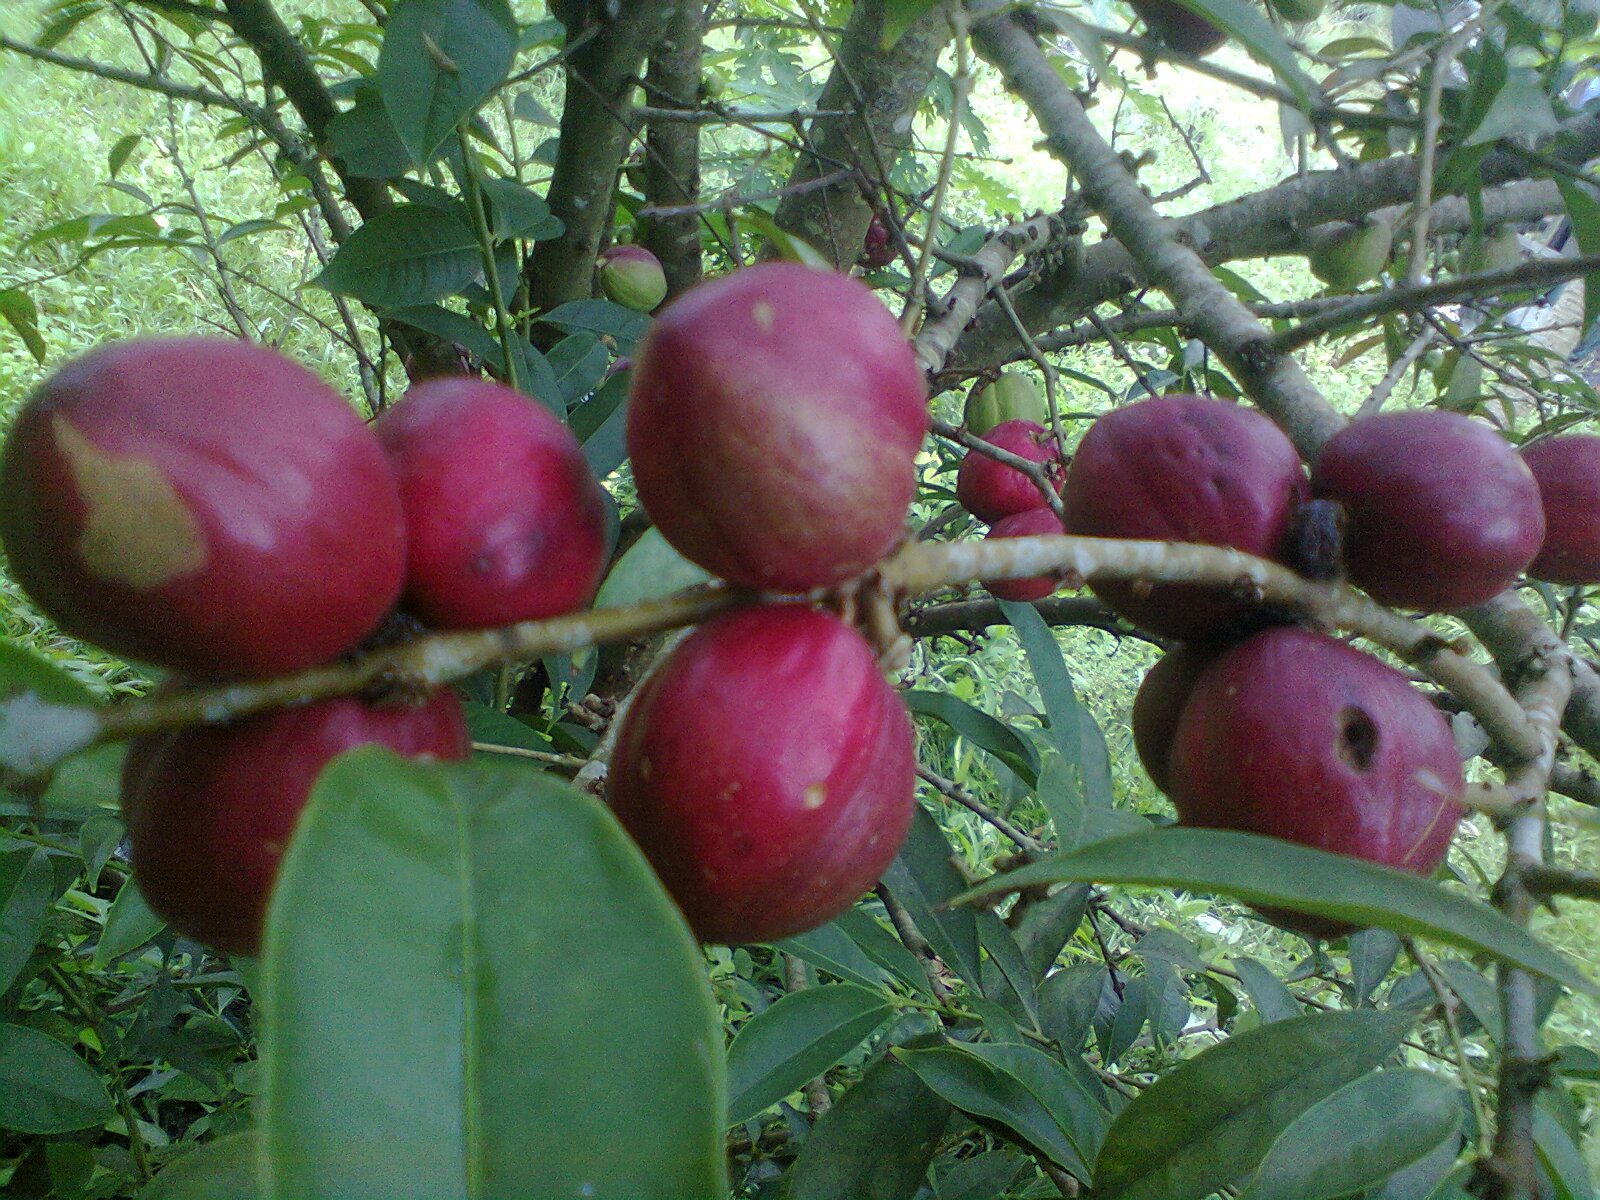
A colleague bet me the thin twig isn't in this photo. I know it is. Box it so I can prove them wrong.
[917,766,1045,854]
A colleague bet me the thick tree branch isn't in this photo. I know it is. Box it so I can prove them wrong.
[640,0,704,296]
[524,0,675,311]
[772,0,954,267]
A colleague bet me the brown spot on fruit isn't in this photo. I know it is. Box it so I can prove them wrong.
[53,414,206,589]
[1337,706,1378,771]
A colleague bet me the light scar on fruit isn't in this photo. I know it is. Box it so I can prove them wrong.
[53,414,206,588]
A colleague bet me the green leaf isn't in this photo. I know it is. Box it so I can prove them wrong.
[1232,956,1301,1023]
[327,89,413,179]
[259,750,725,1199]
[904,690,1040,786]
[955,828,1598,995]
[0,288,46,363]
[833,906,934,995]
[0,1022,114,1133]
[786,1056,949,1200]
[141,1131,260,1199]
[880,0,942,48]
[594,527,712,610]
[539,299,651,355]
[43,742,125,814]
[1094,1009,1417,1200]
[386,304,501,364]
[1463,68,1560,147]
[978,912,1041,1030]
[895,1043,1094,1178]
[313,205,480,310]
[880,806,982,988]
[1556,177,1600,342]
[479,177,563,241]
[93,877,166,968]
[107,132,142,179]
[0,850,54,994]
[777,920,891,991]
[726,983,894,1126]
[0,642,100,779]
[377,0,518,168]
[1350,929,1402,1005]
[1535,1104,1596,1200]
[1238,1069,1464,1200]
[1160,0,1320,107]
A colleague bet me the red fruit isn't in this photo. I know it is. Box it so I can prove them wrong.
[122,691,472,955]
[1129,0,1226,53]
[609,605,916,944]
[1520,433,1600,584]
[1312,410,1545,610]
[0,338,405,680]
[627,263,928,592]
[956,420,1065,524]
[984,507,1066,602]
[1131,644,1221,795]
[376,379,610,629]
[1169,626,1464,938]
[1061,395,1307,640]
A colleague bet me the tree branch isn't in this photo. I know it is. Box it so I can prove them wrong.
[640,0,705,297]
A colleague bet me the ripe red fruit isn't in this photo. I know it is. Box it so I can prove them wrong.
[609,605,917,944]
[626,263,928,592]
[984,507,1066,602]
[956,420,1065,525]
[1130,644,1220,795]
[1061,395,1307,640]
[376,378,610,628]
[1168,626,1464,938]
[1520,433,1600,584]
[1311,410,1545,610]
[123,691,472,955]
[1129,0,1226,53]
[0,338,405,680]
[861,213,894,269]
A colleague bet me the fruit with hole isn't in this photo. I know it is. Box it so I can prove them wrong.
[984,507,1066,602]
[1131,644,1222,795]
[0,337,405,680]
[1168,625,1464,938]
[1521,433,1600,584]
[122,691,471,955]
[1129,0,1227,53]
[376,378,610,628]
[1311,410,1544,610]
[609,605,916,944]
[627,262,928,591]
[1061,394,1307,640]
[964,372,1048,437]
[1308,218,1393,289]
[599,244,668,312]
[956,419,1065,525]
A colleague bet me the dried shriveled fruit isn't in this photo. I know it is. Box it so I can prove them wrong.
[0,337,406,680]
[609,605,916,944]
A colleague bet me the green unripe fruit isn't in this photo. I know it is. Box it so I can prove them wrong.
[964,372,1047,435]
[599,244,668,312]
[1270,0,1324,20]
[1308,219,1393,289]
[1466,226,1522,275]
[700,68,728,101]
[1439,352,1483,410]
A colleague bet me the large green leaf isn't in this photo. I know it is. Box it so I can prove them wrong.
[777,920,891,992]
[0,1022,114,1134]
[895,1042,1093,1178]
[904,689,1040,786]
[1238,1069,1463,1200]
[259,750,725,1199]
[0,641,100,780]
[0,849,54,993]
[785,1056,949,1199]
[594,527,713,610]
[92,876,166,968]
[726,983,894,1126]
[880,806,982,988]
[140,1132,260,1199]
[1094,1009,1416,1200]
[955,828,1597,994]
[1232,956,1301,1024]
[313,204,480,310]
[377,0,517,168]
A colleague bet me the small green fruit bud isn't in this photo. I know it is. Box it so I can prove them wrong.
[965,372,1047,435]
[599,244,668,312]
[1308,218,1393,289]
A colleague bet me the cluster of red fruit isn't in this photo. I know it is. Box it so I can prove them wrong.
[0,339,610,953]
